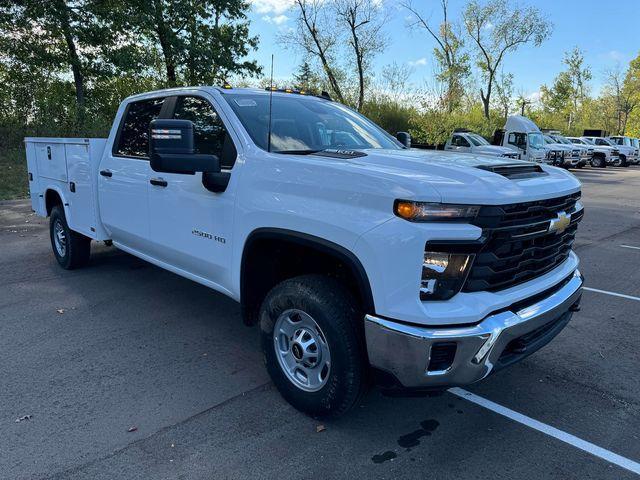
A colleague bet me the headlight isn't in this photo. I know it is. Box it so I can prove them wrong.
[420,251,475,300]
[394,201,480,222]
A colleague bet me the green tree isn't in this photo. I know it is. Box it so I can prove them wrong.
[0,0,139,121]
[335,0,386,111]
[620,54,640,135]
[494,71,513,120]
[293,61,322,91]
[118,0,260,87]
[540,48,591,130]
[463,0,552,119]
[402,0,470,113]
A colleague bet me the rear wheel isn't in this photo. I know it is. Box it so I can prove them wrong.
[50,206,91,269]
[260,275,367,418]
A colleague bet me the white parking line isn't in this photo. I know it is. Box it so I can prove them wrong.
[583,287,640,302]
[449,388,640,475]
[620,244,640,251]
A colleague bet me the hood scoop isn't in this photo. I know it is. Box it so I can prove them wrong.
[475,163,547,179]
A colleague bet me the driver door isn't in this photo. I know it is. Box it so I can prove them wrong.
[146,94,239,289]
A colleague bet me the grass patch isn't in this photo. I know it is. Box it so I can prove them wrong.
[0,147,28,200]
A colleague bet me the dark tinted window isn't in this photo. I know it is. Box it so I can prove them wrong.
[115,97,165,158]
[508,132,526,148]
[173,96,232,166]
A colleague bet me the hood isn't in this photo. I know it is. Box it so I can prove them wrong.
[544,143,572,151]
[340,148,581,205]
[616,145,635,154]
[473,145,516,156]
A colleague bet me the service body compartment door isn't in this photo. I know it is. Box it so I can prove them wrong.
[24,141,43,215]
[35,142,67,182]
[65,142,96,237]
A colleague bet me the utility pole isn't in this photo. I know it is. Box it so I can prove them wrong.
[519,98,531,115]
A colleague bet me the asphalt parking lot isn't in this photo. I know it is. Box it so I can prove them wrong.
[2,166,640,480]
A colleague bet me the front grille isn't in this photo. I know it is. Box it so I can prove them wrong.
[463,192,583,292]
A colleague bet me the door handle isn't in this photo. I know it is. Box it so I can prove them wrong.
[150,178,168,187]
[100,170,112,177]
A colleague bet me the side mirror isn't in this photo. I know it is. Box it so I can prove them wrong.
[396,131,411,148]
[149,119,220,175]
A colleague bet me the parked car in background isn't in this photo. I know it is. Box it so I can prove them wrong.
[567,137,613,168]
[445,130,520,159]
[547,133,591,168]
[631,138,640,160]
[543,134,582,168]
[608,136,639,165]
[24,86,585,418]
[583,137,627,166]
[492,115,551,164]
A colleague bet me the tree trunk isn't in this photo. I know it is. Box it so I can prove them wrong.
[56,0,85,121]
[153,0,177,87]
[350,25,365,111]
[298,1,345,103]
[480,89,489,119]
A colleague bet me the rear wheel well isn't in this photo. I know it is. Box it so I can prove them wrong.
[45,190,63,216]
[240,229,374,325]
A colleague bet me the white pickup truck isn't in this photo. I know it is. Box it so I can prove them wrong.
[608,135,639,165]
[25,86,585,417]
[444,130,520,159]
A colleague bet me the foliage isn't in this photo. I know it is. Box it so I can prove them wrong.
[463,0,552,118]
[402,0,470,113]
[0,148,28,200]
[283,0,386,110]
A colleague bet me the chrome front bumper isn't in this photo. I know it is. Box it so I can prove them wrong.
[365,270,583,389]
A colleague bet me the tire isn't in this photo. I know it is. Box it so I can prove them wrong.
[591,155,606,168]
[260,275,368,418]
[49,205,91,269]
[619,155,628,167]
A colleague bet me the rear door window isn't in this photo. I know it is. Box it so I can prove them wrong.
[115,97,165,158]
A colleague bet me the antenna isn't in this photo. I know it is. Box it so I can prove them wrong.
[267,54,274,153]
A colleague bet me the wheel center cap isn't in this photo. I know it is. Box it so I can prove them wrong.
[291,342,303,360]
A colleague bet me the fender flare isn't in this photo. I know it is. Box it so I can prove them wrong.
[44,186,72,223]
[240,227,376,315]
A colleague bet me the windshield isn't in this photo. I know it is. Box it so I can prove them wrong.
[582,138,595,145]
[222,92,402,153]
[543,135,556,144]
[610,137,624,145]
[632,138,639,148]
[468,133,489,146]
[600,138,614,146]
[555,135,572,145]
[529,132,545,149]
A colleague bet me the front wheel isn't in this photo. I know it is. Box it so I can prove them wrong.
[260,275,368,418]
[50,206,91,269]
[591,156,606,168]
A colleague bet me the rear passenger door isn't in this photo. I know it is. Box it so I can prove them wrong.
[98,96,168,251]
[146,94,239,290]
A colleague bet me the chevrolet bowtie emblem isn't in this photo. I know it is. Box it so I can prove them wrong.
[548,211,571,234]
